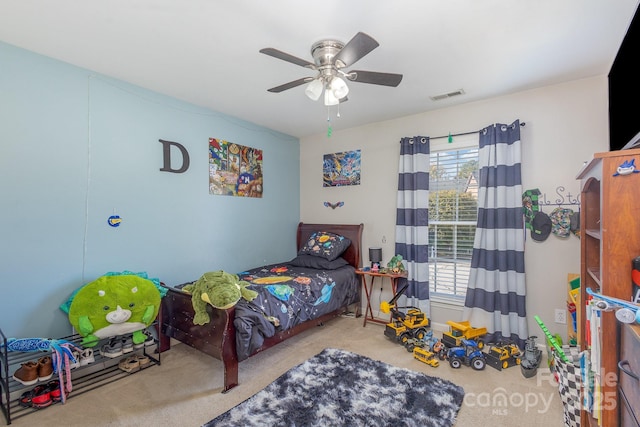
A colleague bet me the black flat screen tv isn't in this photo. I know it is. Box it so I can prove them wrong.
[609,4,640,151]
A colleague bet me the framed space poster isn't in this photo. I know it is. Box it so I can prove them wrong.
[323,149,361,187]
[209,138,263,197]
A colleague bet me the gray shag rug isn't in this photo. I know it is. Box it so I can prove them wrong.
[205,348,464,427]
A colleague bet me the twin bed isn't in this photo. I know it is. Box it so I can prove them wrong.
[158,222,363,392]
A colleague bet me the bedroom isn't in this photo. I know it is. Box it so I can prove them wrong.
[1,1,639,425]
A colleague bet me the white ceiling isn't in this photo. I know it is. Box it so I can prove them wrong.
[1,0,638,138]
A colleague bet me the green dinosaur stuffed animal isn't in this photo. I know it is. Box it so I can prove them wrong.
[183,270,258,325]
[387,254,406,273]
[68,275,161,347]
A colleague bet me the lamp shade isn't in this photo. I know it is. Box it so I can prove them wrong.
[305,78,323,101]
[329,76,349,99]
[324,87,340,106]
[369,247,382,263]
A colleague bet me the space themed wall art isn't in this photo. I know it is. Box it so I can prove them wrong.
[209,138,263,197]
[323,150,361,187]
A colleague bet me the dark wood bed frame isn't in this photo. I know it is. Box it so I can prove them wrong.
[157,222,363,392]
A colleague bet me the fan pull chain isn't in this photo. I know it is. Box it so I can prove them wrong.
[327,107,332,137]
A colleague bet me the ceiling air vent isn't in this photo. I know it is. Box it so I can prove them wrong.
[429,89,465,101]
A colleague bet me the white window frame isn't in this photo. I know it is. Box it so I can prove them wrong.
[428,134,479,303]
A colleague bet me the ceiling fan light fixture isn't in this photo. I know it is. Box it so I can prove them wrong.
[324,88,340,106]
[329,76,349,99]
[305,78,323,101]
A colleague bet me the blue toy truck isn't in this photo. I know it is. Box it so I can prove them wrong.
[446,339,486,370]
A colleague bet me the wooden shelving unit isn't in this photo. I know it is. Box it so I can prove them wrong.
[576,148,640,427]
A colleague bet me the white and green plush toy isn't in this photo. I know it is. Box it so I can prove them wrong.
[68,275,161,347]
[183,270,258,325]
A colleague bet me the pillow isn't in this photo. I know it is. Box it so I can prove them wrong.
[298,231,351,261]
[289,254,350,270]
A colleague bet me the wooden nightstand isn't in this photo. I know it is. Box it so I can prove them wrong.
[355,269,407,327]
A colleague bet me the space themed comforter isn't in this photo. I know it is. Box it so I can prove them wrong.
[233,261,360,361]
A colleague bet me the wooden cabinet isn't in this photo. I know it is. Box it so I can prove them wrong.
[576,148,640,427]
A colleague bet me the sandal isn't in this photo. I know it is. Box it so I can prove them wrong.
[134,354,150,367]
[118,356,140,373]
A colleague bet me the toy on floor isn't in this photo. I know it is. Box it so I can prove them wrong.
[380,284,430,346]
[520,336,542,378]
[534,315,569,363]
[441,320,487,350]
[485,340,522,371]
[413,346,439,367]
[443,338,486,370]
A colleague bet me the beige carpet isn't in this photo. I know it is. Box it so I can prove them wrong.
[11,316,566,426]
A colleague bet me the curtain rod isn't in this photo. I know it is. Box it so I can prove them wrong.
[429,121,526,141]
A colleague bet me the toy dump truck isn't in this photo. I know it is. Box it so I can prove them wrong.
[485,342,522,370]
[441,320,487,349]
[381,284,431,346]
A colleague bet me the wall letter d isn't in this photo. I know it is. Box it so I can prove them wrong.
[159,139,190,173]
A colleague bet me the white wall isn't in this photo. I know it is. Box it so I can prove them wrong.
[299,76,609,342]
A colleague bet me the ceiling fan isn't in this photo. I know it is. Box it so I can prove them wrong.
[260,32,403,106]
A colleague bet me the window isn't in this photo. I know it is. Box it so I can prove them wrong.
[428,146,479,300]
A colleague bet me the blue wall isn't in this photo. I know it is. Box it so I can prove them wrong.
[0,42,300,339]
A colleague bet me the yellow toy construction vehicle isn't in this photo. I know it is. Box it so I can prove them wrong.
[441,320,487,349]
[485,341,522,371]
[380,284,431,346]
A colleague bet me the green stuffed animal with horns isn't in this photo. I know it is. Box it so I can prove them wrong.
[183,271,258,325]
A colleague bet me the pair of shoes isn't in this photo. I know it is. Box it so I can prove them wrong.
[18,384,53,409]
[101,339,123,358]
[13,356,54,386]
[80,348,95,365]
[118,356,140,373]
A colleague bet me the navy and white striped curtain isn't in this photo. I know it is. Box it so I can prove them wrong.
[463,120,527,347]
[395,136,430,316]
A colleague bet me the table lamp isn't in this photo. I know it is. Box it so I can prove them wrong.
[369,247,382,271]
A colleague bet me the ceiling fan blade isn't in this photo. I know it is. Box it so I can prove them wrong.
[346,70,403,87]
[333,32,379,68]
[260,48,315,69]
[267,77,314,93]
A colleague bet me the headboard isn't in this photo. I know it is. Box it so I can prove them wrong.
[296,222,364,269]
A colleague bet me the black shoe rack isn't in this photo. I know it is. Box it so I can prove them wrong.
[0,325,160,425]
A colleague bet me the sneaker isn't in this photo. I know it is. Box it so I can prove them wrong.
[79,348,95,365]
[121,337,134,354]
[18,385,52,409]
[13,361,39,386]
[133,330,155,349]
[45,380,67,403]
[37,356,54,381]
[69,350,81,370]
[101,339,123,358]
